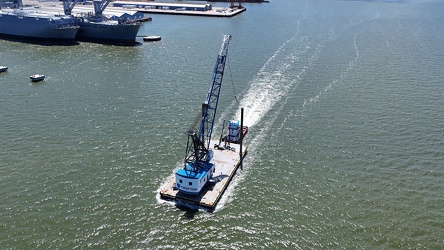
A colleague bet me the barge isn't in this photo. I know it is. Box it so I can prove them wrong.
[160,140,247,210]
[159,35,248,210]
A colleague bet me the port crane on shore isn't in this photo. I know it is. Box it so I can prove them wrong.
[63,0,110,21]
[230,0,243,9]
[175,35,232,195]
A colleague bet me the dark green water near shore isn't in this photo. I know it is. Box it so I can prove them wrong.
[1,0,443,248]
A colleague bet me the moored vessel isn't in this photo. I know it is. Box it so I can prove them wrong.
[30,74,45,82]
[75,17,142,43]
[0,0,79,40]
[63,0,143,43]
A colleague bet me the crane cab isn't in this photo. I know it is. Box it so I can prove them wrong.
[175,162,215,195]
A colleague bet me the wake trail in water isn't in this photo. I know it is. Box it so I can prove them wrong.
[239,27,308,127]
[153,31,316,210]
[223,4,377,130]
[216,7,379,212]
[218,6,307,128]
[303,31,361,109]
[226,35,317,128]
[157,7,374,213]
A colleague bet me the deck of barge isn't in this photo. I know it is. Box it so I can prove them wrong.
[160,140,247,210]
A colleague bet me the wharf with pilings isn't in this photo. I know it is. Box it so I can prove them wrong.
[113,1,246,17]
[23,0,245,18]
[159,140,247,210]
[207,0,269,2]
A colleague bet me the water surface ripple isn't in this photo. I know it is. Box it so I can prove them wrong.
[1,0,443,249]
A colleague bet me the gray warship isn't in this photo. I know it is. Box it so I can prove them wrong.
[63,0,142,43]
[0,0,79,40]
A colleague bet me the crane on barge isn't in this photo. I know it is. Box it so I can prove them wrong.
[175,35,232,195]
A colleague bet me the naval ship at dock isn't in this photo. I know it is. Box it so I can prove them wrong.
[62,0,143,43]
[0,0,79,40]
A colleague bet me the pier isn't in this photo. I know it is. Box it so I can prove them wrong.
[24,0,245,18]
[113,1,246,17]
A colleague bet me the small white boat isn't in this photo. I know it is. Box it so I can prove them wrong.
[30,74,45,82]
[143,35,161,42]
[0,66,8,73]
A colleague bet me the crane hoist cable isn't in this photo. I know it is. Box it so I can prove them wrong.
[227,57,239,104]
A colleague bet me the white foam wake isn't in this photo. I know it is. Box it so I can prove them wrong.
[232,35,314,128]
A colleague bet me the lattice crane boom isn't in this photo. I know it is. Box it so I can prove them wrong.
[184,34,232,172]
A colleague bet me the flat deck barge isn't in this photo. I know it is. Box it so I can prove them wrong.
[160,140,247,210]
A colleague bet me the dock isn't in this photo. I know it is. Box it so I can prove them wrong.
[113,1,246,17]
[24,0,245,18]
[23,0,146,20]
[160,140,247,210]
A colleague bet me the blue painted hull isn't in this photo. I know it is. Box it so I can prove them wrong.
[0,8,79,40]
[76,20,142,43]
